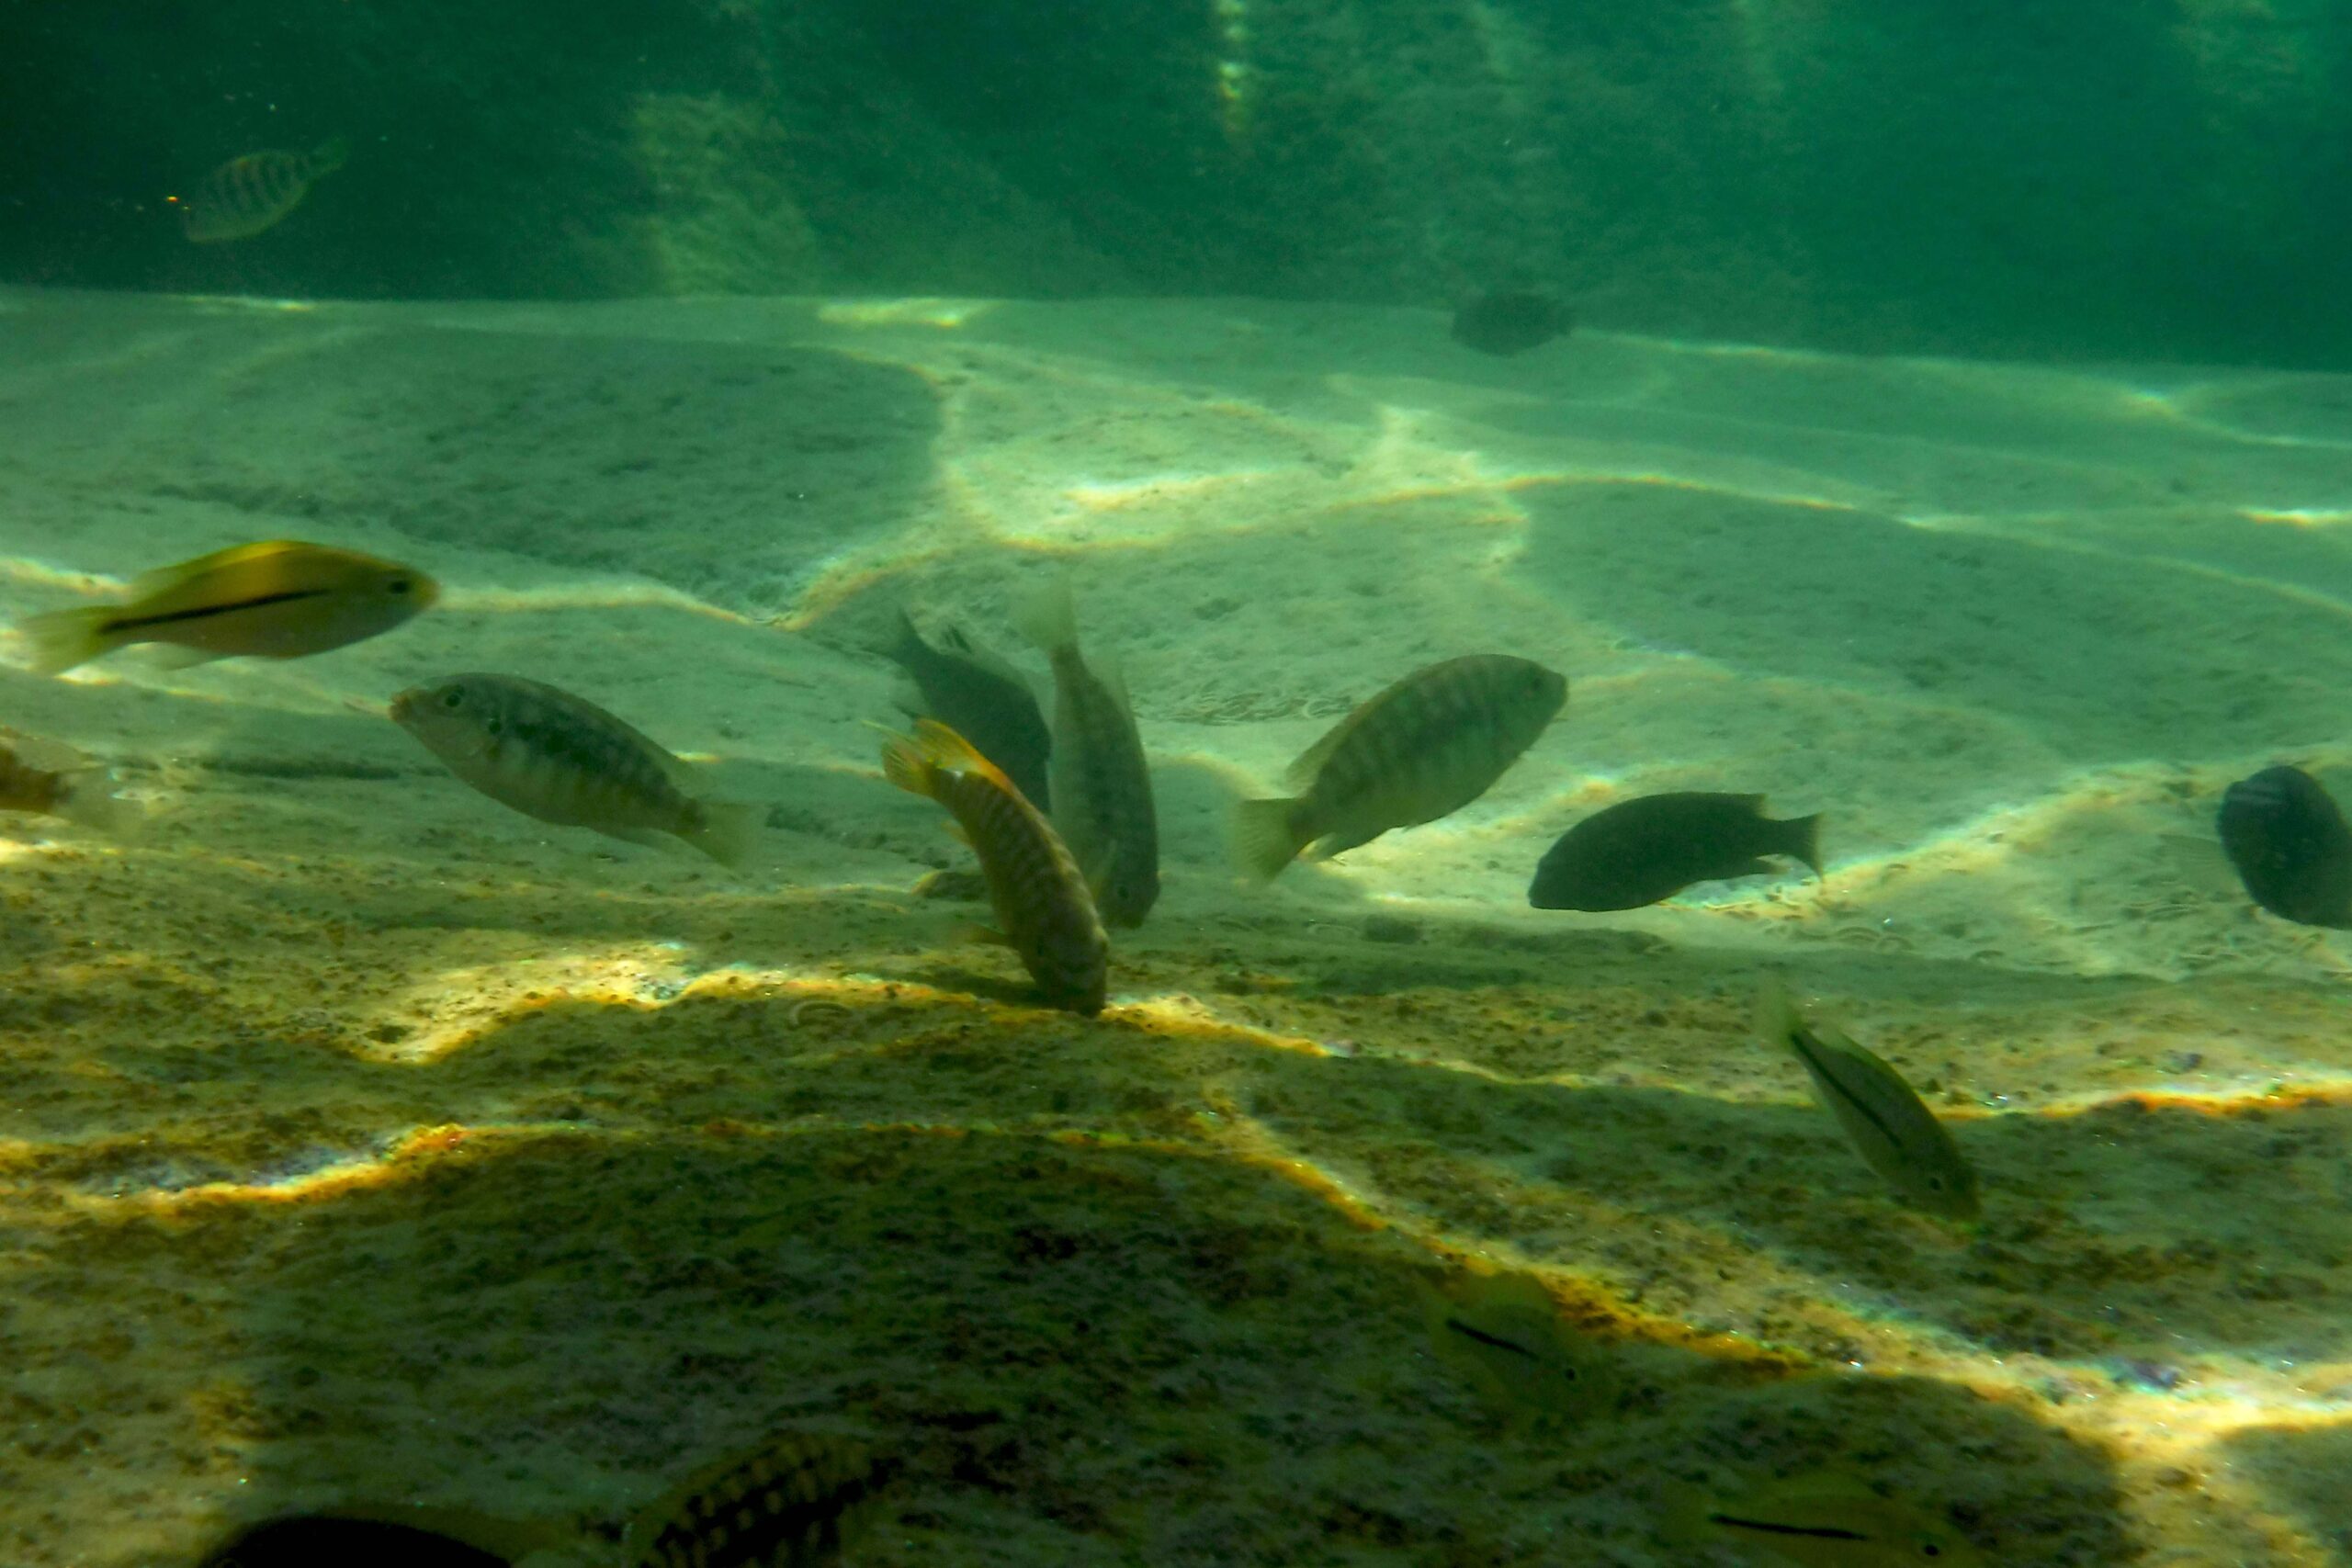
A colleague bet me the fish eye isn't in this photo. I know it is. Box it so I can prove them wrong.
[485,717,503,736]
[439,690,463,710]
[387,577,413,594]
[1921,1545,1943,1559]
[1928,1176,1946,1190]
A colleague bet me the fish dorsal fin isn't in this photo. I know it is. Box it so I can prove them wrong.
[938,622,1035,689]
[911,717,1012,789]
[1091,645,1133,711]
[130,539,311,596]
[1283,704,1366,791]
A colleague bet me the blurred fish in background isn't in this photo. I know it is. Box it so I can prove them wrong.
[173,137,350,243]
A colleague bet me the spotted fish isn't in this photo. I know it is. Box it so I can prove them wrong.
[880,717,1108,1015]
[1232,654,1565,880]
[390,673,763,870]
[625,1432,899,1568]
[1757,980,1981,1223]
[175,138,350,243]
[17,539,435,676]
[1014,581,1159,928]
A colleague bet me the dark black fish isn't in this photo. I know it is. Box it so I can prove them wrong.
[1452,290,1573,356]
[1529,792,1822,911]
[201,1515,509,1566]
[2217,764,2352,928]
[884,609,1052,811]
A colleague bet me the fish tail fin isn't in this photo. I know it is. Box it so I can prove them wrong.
[1781,811,1826,878]
[14,607,117,677]
[687,799,765,872]
[1012,578,1079,655]
[877,725,940,802]
[1231,796,1306,882]
[880,718,1003,800]
[312,136,352,174]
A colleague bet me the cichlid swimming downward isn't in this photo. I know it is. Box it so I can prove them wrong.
[1663,1471,1986,1568]
[1757,981,1981,1223]
[625,1432,899,1568]
[1233,654,1565,881]
[17,539,435,676]
[1015,581,1159,928]
[175,138,350,243]
[1419,1267,1618,1429]
[390,673,763,870]
[884,608,1053,811]
[880,717,1110,1015]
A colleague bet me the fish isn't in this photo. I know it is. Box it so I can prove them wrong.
[1419,1267,1618,1429]
[0,732,136,834]
[1452,289,1573,356]
[1529,792,1822,911]
[175,138,350,243]
[2216,764,2352,928]
[16,539,436,676]
[883,609,1053,811]
[1661,1471,1985,1567]
[1757,981,1981,1223]
[1232,654,1565,882]
[1014,581,1159,928]
[390,673,763,870]
[880,717,1109,1015]
[625,1432,899,1568]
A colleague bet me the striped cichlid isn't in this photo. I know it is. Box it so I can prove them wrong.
[1014,581,1159,927]
[175,138,350,243]
[1233,653,1564,881]
[625,1432,899,1568]
[391,673,763,870]
[881,717,1109,1015]
[885,607,1053,811]
[1757,980,1981,1223]
[17,539,435,676]
[1419,1267,1618,1430]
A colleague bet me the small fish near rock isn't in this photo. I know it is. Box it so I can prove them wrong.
[1452,289,1574,356]
[2217,763,2352,928]
[390,672,763,870]
[17,539,436,676]
[175,138,350,243]
[1530,792,1822,911]
[1660,1470,1986,1568]
[625,1431,899,1568]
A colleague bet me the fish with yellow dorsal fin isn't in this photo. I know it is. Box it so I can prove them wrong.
[880,717,1108,1015]
[1418,1266,1619,1428]
[17,539,435,676]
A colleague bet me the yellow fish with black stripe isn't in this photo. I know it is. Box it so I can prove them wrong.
[1757,980,1981,1223]
[17,539,435,676]
[625,1431,899,1568]
[1418,1266,1619,1429]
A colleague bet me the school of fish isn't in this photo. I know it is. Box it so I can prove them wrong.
[21,523,2331,1566]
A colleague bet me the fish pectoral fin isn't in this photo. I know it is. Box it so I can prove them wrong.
[600,825,680,855]
[954,922,1013,947]
[146,642,227,671]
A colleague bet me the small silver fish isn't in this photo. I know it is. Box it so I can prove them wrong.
[175,139,350,243]
[1015,581,1159,928]
[1757,981,1981,1223]
[390,673,761,869]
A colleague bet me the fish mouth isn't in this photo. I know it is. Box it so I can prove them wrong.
[386,687,420,724]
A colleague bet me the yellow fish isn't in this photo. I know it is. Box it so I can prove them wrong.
[624,1432,899,1568]
[174,138,350,243]
[17,540,435,676]
[880,717,1109,1016]
[1233,654,1565,881]
[1663,1471,1984,1567]
[1757,981,1982,1223]
[1419,1266,1618,1428]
